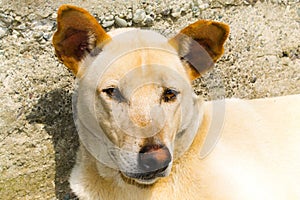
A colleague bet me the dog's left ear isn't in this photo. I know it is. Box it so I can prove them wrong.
[169,20,229,80]
[53,5,110,75]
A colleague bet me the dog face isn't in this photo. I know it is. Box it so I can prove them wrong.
[53,5,229,185]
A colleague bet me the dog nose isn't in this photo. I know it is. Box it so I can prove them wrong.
[138,145,171,172]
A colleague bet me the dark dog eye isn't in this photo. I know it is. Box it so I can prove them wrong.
[162,88,179,103]
[102,87,126,103]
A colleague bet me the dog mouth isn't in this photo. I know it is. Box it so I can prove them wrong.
[121,165,169,185]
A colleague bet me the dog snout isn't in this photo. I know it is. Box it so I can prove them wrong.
[138,145,172,173]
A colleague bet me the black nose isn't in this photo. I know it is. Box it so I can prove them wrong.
[138,145,172,173]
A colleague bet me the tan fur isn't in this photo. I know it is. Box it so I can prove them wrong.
[53,5,300,200]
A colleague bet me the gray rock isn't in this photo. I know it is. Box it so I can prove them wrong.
[133,9,146,23]
[105,15,114,21]
[171,6,181,18]
[145,5,153,14]
[143,15,154,26]
[102,20,115,28]
[15,16,22,22]
[0,21,6,28]
[31,20,54,32]
[161,8,171,16]
[118,13,125,18]
[33,32,43,40]
[12,30,21,37]
[27,13,36,21]
[51,13,57,20]
[192,6,200,17]
[181,3,191,13]
[43,32,52,41]
[199,3,210,10]
[126,12,133,20]
[0,13,14,25]
[249,75,257,83]
[115,16,127,27]
[0,27,7,38]
[36,7,52,18]
[155,6,163,15]
[127,20,133,27]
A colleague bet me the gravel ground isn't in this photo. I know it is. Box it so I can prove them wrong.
[0,0,299,199]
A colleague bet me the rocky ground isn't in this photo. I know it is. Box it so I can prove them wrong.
[0,0,299,199]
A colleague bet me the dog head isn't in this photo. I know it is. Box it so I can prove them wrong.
[53,5,229,185]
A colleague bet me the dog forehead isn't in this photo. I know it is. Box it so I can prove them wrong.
[92,28,188,86]
[102,50,183,76]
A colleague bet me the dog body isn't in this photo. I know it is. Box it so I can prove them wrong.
[53,5,300,200]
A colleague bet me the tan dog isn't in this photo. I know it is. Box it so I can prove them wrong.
[53,5,300,200]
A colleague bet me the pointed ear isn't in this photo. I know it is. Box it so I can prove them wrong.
[169,20,229,80]
[52,5,110,75]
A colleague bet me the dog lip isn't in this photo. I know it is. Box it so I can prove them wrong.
[122,165,169,182]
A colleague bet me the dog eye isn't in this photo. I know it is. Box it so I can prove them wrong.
[102,87,126,103]
[162,88,179,103]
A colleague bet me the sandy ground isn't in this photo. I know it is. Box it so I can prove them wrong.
[0,0,299,199]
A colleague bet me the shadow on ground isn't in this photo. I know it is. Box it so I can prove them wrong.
[26,88,79,200]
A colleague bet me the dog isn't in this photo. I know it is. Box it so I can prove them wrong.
[53,5,300,200]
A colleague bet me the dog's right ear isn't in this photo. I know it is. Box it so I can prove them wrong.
[53,5,110,75]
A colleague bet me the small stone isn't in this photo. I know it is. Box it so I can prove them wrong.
[161,8,171,16]
[155,6,163,15]
[15,16,22,22]
[192,7,200,17]
[12,30,21,37]
[281,57,290,66]
[0,27,7,38]
[51,13,57,20]
[115,16,127,27]
[0,21,6,28]
[199,3,210,10]
[118,13,125,18]
[37,8,52,18]
[171,12,181,18]
[15,24,26,30]
[192,6,200,13]
[133,9,146,24]
[27,13,36,21]
[249,75,257,83]
[143,15,154,26]
[33,32,43,39]
[43,32,52,41]
[102,20,115,28]
[181,3,190,13]
[145,5,153,14]
[171,6,181,18]
[105,15,114,21]
[32,20,54,32]
[0,14,13,26]
[127,20,133,27]
[126,12,133,20]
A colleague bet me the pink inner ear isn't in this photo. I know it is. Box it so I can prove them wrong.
[59,29,91,61]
